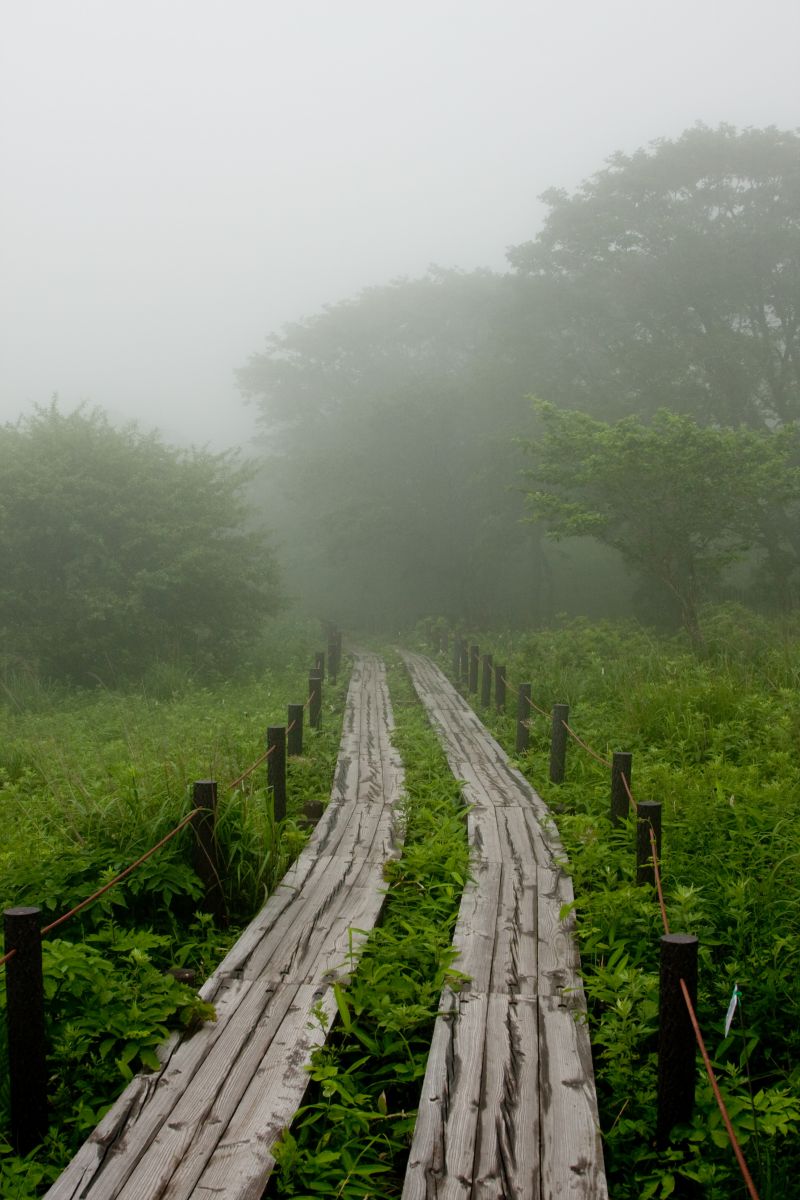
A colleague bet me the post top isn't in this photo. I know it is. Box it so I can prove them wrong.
[4,906,41,918]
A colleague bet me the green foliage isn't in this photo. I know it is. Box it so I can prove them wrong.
[0,402,283,683]
[453,613,800,1197]
[521,405,800,640]
[0,632,344,1194]
[269,656,468,1198]
[508,123,800,431]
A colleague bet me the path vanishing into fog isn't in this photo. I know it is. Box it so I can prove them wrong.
[400,651,606,1199]
[46,653,404,1200]
[46,651,605,1200]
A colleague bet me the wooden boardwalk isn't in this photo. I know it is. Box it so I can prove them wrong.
[400,652,607,1199]
[46,653,404,1200]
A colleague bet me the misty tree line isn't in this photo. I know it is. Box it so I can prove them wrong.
[241,124,800,639]
[3,124,799,681]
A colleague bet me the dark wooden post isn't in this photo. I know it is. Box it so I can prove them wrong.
[495,663,507,712]
[452,635,462,680]
[314,651,325,681]
[516,684,531,753]
[287,703,304,756]
[657,934,699,1147]
[4,906,47,1154]
[308,671,322,729]
[611,751,633,827]
[468,645,479,694]
[326,633,337,682]
[459,638,469,683]
[267,726,287,822]
[192,781,224,922]
[636,801,662,887]
[549,703,570,783]
[480,654,493,707]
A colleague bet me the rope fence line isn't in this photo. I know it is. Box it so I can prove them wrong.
[42,808,204,935]
[451,638,762,1199]
[0,642,345,1158]
[4,658,331,961]
[0,807,207,970]
[561,718,612,769]
[680,978,761,1200]
[225,743,275,792]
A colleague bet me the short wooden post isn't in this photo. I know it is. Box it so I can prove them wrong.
[459,638,469,683]
[314,651,325,681]
[549,703,570,783]
[192,781,224,922]
[326,633,337,682]
[468,645,479,693]
[636,801,662,887]
[268,727,287,822]
[4,906,47,1154]
[657,933,698,1147]
[308,671,322,729]
[287,703,304,756]
[480,653,493,707]
[495,663,507,712]
[611,751,633,827]
[451,635,462,680]
[516,683,531,753]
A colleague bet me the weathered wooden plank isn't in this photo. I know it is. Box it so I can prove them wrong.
[400,652,606,1199]
[180,984,340,1200]
[537,866,583,1003]
[402,989,541,1200]
[538,997,608,1198]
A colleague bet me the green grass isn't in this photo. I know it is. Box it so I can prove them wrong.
[0,620,346,1196]
[432,607,800,1198]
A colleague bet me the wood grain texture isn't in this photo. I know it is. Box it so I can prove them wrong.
[400,652,606,1200]
[45,653,404,1200]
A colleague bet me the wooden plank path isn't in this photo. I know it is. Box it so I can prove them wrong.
[400,652,607,1200]
[46,652,404,1200]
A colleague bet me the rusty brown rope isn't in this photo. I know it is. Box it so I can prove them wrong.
[41,808,203,935]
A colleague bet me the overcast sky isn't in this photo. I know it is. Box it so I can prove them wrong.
[2,0,798,448]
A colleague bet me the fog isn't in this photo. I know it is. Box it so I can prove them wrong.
[2,0,798,448]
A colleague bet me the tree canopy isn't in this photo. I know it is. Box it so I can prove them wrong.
[521,403,800,643]
[508,124,800,429]
[236,123,800,633]
[0,404,282,682]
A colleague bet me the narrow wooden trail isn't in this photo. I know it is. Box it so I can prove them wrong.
[46,653,404,1200]
[400,652,607,1200]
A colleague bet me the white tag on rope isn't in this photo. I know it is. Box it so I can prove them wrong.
[724,983,740,1037]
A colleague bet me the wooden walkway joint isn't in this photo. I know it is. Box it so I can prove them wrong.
[46,653,404,1200]
[400,652,607,1200]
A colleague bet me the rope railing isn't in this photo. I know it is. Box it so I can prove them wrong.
[449,635,762,1199]
[225,744,275,791]
[680,978,761,1200]
[42,809,203,936]
[4,652,333,955]
[1,643,344,1156]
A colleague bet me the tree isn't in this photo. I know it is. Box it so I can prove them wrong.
[0,404,282,682]
[507,124,800,430]
[238,269,548,629]
[521,403,800,645]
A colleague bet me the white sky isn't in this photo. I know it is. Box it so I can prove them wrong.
[1,0,798,447]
